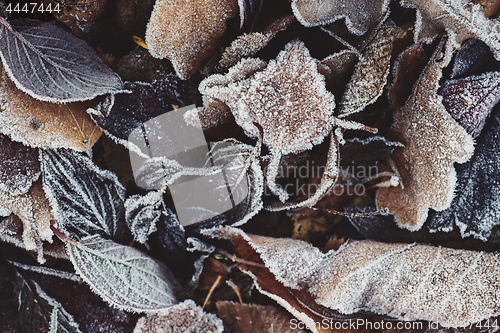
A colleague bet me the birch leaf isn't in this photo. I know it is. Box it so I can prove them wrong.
[0,72,103,152]
[67,235,179,313]
[216,227,500,330]
[400,0,500,60]
[427,117,500,240]
[338,24,405,117]
[0,17,124,103]
[291,0,390,35]
[40,149,126,242]
[145,0,239,79]
[376,41,475,230]
[438,71,500,138]
[0,133,40,195]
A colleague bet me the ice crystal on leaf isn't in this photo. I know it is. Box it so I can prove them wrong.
[0,17,124,103]
[0,72,103,152]
[450,38,499,79]
[40,149,126,242]
[439,71,500,138]
[401,0,500,60]
[427,118,500,241]
[291,0,391,35]
[133,299,223,333]
[376,40,474,230]
[145,0,239,79]
[125,190,164,244]
[66,235,179,313]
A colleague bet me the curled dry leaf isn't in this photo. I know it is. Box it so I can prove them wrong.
[401,0,500,60]
[0,72,102,152]
[67,235,179,313]
[134,299,223,333]
[145,0,239,79]
[439,71,500,138]
[216,227,500,330]
[0,134,40,196]
[0,17,124,103]
[338,24,405,117]
[376,41,474,230]
[0,180,53,262]
[427,118,500,241]
[291,0,391,35]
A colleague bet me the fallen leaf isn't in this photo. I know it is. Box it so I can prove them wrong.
[338,24,405,117]
[145,0,239,79]
[427,117,500,240]
[40,149,126,242]
[216,301,308,333]
[0,180,53,263]
[291,0,391,35]
[0,134,40,195]
[450,38,499,79]
[439,71,500,138]
[401,0,500,60]
[125,190,164,244]
[376,40,475,230]
[0,72,103,152]
[321,50,357,101]
[66,234,179,313]
[0,17,124,103]
[238,0,263,29]
[133,299,223,333]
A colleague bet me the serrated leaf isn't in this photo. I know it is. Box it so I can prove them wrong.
[67,235,179,313]
[0,133,40,195]
[427,118,500,240]
[40,149,126,241]
[338,24,405,117]
[439,71,500,138]
[376,40,475,230]
[0,17,124,103]
[18,276,82,333]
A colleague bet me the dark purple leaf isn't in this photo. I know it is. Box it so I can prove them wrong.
[439,71,500,138]
[427,117,500,241]
[0,134,40,195]
[40,149,127,242]
[450,38,499,79]
[0,17,124,103]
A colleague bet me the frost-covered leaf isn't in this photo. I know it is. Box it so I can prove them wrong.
[216,15,294,72]
[401,0,500,60]
[200,40,336,201]
[67,235,179,313]
[427,118,500,240]
[376,41,474,230]
[89,80,184,150]
[133,299,223,333]
[40,149,126,241]
[450,38,499,79]
[125,190,164,244]
[216,227,500,330]
[339,136,403,170]
[238,0,263,29]
[321,49,357,101]
[338,24,405,117]
[291,0,390,35]
[0,72,103,152]
[0,180,53,262]
[145,0,239,79]
[18,276,82,333]
[216,301,308,333]
[0,17,124,103]
[0,134,40,195]
[439,71,500,138]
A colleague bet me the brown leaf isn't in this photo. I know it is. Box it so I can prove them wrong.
[401,0,500,60]
[134,300,223,333]
[215,227,500,330]
[321,50,357,101]
[216,301,308,333]
[291,0,390,35]
[0,72,102,152]
[145,0,239,79]
[376,40,474,230]
[338,24,405,117]
[0,180,53,263]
